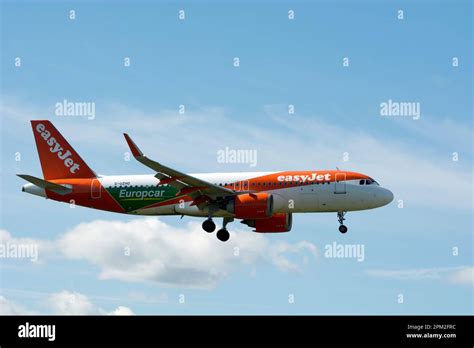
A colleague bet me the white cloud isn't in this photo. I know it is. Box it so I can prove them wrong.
[449,267,474,285]
[46,290,96,315]
[0,229,54,263]
[0,216,318,314]
[56,218,318,288]
[0,216,319,291]
[0,295,34,315]
[0,291,134,315]
[108,306,134,315]
[366,266,473,285]
[266,240,318,273]
[383,115,473,151]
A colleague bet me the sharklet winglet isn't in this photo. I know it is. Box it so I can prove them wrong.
[123,133,144,157]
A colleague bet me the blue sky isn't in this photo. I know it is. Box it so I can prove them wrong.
[0,0,472,315]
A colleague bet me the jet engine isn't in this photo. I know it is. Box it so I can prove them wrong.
[241,213,292,233]
[226,192,273,219]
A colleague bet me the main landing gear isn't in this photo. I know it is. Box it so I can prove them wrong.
[216,217,233,242]
[337,211,348,234]
[202,218,216,233]
[201,217,233,242]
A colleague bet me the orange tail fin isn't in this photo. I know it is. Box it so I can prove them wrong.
[31,120,96,180]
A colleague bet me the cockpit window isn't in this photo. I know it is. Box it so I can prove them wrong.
[367,177,380,186]
[360,178,380,185]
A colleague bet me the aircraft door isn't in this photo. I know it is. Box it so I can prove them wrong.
[334,173,346,194]
[233,180,249,191]
[233,181,240,191]
[91,179,102,199]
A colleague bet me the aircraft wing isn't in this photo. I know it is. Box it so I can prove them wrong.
[123,134,235,201]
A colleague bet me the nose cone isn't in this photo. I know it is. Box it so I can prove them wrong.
[378,188,394,207]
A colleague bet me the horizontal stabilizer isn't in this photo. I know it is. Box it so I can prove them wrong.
[17,174,72,195]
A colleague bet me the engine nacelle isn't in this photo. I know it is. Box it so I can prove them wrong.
[227,193,273,219]
[241,213,292,233]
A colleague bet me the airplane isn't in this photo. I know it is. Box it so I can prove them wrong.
[19,120,394,242]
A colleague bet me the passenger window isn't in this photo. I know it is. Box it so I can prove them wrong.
[366,180,370,185]
[360,180,365,185]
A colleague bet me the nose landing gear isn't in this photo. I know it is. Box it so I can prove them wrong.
[337,211,348,234]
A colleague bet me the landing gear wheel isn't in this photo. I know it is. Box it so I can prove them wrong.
[216,228,230,242]
[337,211,348,234]
[202,219,216,233]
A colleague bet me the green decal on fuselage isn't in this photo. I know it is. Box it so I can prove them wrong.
[106,185,179,212]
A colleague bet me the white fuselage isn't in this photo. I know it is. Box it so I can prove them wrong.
[98,172,394,217]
